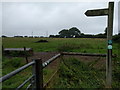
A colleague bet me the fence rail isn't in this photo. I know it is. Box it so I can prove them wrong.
[0,53,61,89]
[17,75,34,89]
[0,61,35,82]
[62,52,116,57]
[42,53,61,68]
[1,52,115,89]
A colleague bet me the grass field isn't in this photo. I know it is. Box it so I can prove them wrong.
[2,37,118,54]
[2,37,120,88]
[53,57,120,88]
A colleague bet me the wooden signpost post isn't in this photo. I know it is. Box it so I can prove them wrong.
[85,2,114,88]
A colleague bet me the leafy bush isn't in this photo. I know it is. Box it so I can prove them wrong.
[3,57,24,68]
[112,61,120,88]
[113,35,120,43]
[2,57,25,77]
[4,51,31,57]
[11,58,22,67]
[54,58,105,88]
[57,43,75,52]
[57,43,93,52]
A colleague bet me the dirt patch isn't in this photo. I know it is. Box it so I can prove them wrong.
[27,52,106,70]
[5,51,106,70]
[27,52,106,87]
[28,52,59,62]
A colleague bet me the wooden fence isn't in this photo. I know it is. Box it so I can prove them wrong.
[0,52,116,89]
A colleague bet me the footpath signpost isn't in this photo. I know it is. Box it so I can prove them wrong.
[85,2,114,88]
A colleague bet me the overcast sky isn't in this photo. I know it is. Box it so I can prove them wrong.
[1,1,119,37]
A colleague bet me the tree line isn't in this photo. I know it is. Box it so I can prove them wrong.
[2,27,120,43]
[49,27,108,38]
[49,27,120,43]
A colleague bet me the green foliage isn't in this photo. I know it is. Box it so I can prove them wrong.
[2,67,32,88]
[9,51,20,56]
[54,58,105,88]
[112,60,120,88]
[11,58,22,67]
[43,68,55,83]
[53,57,120,88]
[57,43,75,52]
[59,27,81,38]
[59,29,69,38]
[69,27,81,37]
[5,51,31,57]
[2,57,56,88]
[2,37,109,53]
[57,43,93,52]
[2,37,120,88]
[2,57,25,76]
[2,57,32,88]
[104,27,107,35]
[43,68,53,76]
[113,34,120,43]
[3,57,24,68]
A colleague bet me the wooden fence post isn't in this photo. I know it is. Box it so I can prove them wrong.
[106,2,114,88]
[24,47,28,63]
[2,45,4,55]
[34,59,43,89]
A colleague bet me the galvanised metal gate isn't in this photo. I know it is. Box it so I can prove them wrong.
[0,53,61,89]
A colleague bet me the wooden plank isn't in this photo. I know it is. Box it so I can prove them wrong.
[62,52,116,57]
[4,48,32,51]
[85,8,108,16]
[62,52,107,57]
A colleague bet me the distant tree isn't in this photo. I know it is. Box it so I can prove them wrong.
[49,35,54,38]
[59,29,69,38]
[113,34,120,43]
[104,27,107,35]
[2,35,7,38]
[59,27,81,38]
[55,35,60,38]
[14,36,23,38]
[40,36,44,38]
[49,35,60,38]
[95,33,106,38]
[81,33,84,35]
[118,32,120,35]
[29,36,33,38]
[34,36,39,38]
[68,27,81,38]
[24,36,28,38]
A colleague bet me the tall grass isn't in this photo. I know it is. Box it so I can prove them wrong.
[2,37,110,54]
[53,58,105,88]
[2,37,119,88]
[2,57,32,88]
[57,43,93,52]
[53,57,120,88]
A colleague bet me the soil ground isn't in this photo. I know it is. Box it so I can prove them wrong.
[28,52,59,62]
[5,52,106,69]
[27,52,106,70]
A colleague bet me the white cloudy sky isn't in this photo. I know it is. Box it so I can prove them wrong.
[0,1,119,37]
